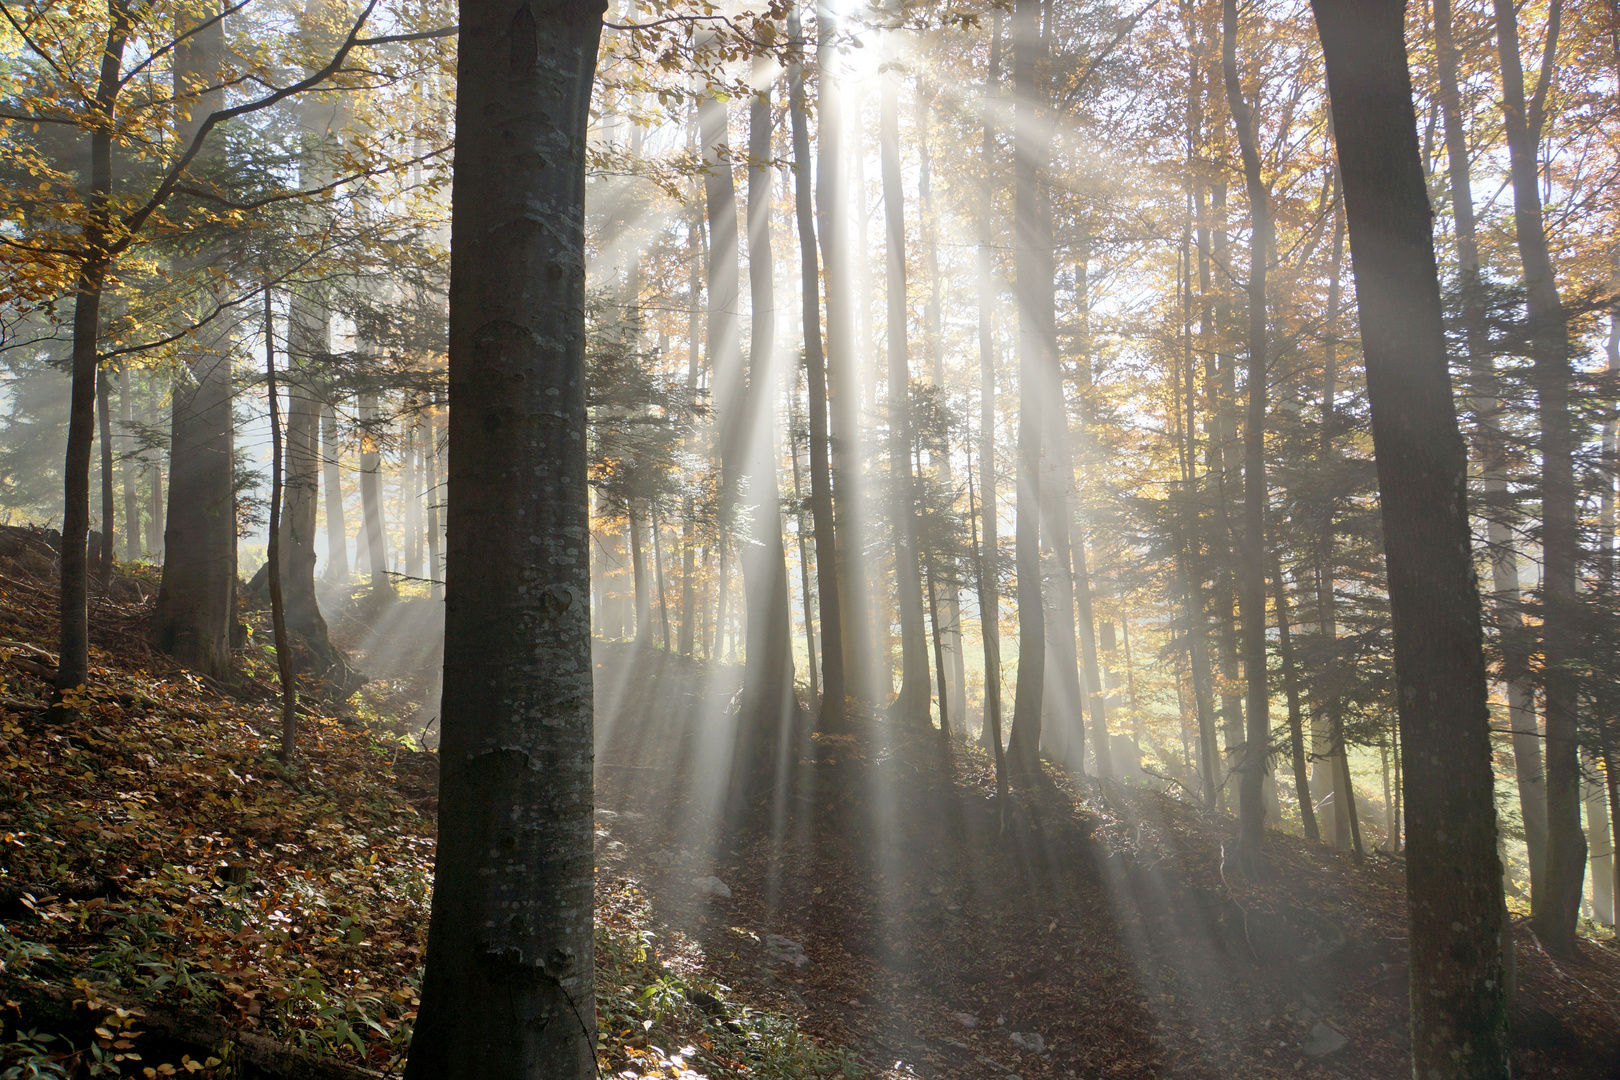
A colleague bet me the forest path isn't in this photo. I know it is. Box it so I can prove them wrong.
[590,642,1620,1080]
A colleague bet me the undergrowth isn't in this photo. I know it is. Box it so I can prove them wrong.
[0,577,859,1079]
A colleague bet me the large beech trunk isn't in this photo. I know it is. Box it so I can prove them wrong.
[1311,0,1510,1073]
[403,1,602,1076]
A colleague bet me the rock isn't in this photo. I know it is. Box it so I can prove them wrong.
[1301,1022,1348,1059]
[952,1012,979,1028]
[593,808,619,820]
[764,934,810,967]
[1009,1031,1046,1054]
[693,876,732,899]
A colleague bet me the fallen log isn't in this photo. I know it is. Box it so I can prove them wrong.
[0,973,384,1080]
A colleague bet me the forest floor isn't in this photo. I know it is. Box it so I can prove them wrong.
[0,534,1613,1079]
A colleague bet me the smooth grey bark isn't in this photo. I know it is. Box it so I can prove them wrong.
[1004,0,1048,775]
[1311,0,1510,1072]
[321,401,349,583]
[96,364,115,584]
[815,2,873,702]
[878,56,930,723]
[425,404,441,598]
[357,390,389,589]
[403,0,602,1075]
[119,367,140,562]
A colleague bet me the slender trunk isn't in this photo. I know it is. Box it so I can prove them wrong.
[652,507,671,651]
[1432,0,1548,897]
[119,367,140,562]
[789,397,819,700]
[926,554,950,744]
[1313,179,1353,848]
[977,11,1004,755]
[1224,0,1273,868]
[790,1,845,723]
[145,381,164,560]
[879,57,929,722]
[679,158,702,658]
[1004,0,1049,774]
[404,0,601,1073]
[425,404,442,598]
[264,290,297,762]
[1311,0,1510,1071]
[816,2,872,701]
[1272,550,1319,841]
[1584,750,1613,923]
[1068,233,1108,777]
[281,293,327,647]
[321,401,349,583]
[358,391,389,591]
[1493,0,1583,956]
[57,5,130,693]
[968,460,1007,804]
[629,503,649,644]
[96,364,115,584]
[917,85,966,729]
[405,408,423,580]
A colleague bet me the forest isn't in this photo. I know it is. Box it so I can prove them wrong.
[0,0,1617,1076]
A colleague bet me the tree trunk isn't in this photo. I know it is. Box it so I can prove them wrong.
[57,5,130,694]
[320,401,349,583]
[789,0,845,725]
[1311,0,1510,1073]
[1431,0,1548,899]
[1273,550,1319,841]
[1492,0,1583,957]
[119,367,140,562]
[425,404,442,598]
[1004,0,1049,775]
[358,391,390,591]
[403,1,601,1075]
[916,86,966,730]
[155,0,235,685]
[96,363,115,584]
[281,294,330,647]
[145,380,165,560]
[879,56,930,723]
[628,502,650,644]
[816,2,872,702]
[976,11,1004,758]
[1223,0,1273,869]
[264,290,298,762]
[738,63,797,774]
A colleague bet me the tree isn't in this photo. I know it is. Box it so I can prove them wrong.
[404,0,603,1075]
[1310,0,1509,1074]
[788,0,846,727]
[1223,0,1273,870]
[1493,0,1585,957]
[1004,0,1049,775]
